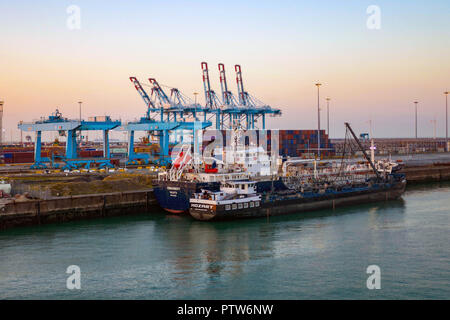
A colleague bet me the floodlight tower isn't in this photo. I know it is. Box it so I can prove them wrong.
[414,101,418,139]
[315,83,322,158]
[445,91,448,151]
[0,100,3,148]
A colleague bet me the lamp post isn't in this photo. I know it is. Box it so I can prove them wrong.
[414,101,418,139]
[445,91,449,151]
[78,101,82,122]
[78,101,82,144]
[315,83,321,158]
[0,100,3,150]
[326,97,330,137]
[368,119,375,164]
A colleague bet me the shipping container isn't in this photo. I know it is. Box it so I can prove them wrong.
[90,151,104,157]
[111,148,128,154]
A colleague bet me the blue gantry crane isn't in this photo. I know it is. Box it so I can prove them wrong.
[125,62,281,165]
[18,109,121,169]
[202,62,281,130]
[232,64,281,129]
[201,62,222,129]
[17,63,280,169]
[124,77,212,165]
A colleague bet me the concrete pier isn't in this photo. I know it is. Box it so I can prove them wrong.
[0,190,157,230]
[402,165,450,183]
[1,163,450,230]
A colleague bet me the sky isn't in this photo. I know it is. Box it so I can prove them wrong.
[0,0,449,141]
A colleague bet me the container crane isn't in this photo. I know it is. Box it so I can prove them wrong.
[170,88,188,107]
[234,64,281,129]
[149,78,171,108]
[201,62,222,129]
[218,63,244,129]
[149,78,183,123]
[126,76,212,165]
[201,62,222,109]
[218,63,238,107]
[129,77,155,119]
[169,88,207,122]
[126,61,281,165]
[235,64,248,107]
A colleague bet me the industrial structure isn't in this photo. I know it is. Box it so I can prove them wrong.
[332,137,449,156]
[124,62,281,165]
[14,62,281,168]
[202,63,281,130]
[18,110,120,169]
[0,101,3,148]
[123,76,212,165]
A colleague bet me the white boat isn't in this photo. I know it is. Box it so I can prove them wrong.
[0,181,11,195]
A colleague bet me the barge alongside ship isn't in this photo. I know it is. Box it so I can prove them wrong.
[154,123,407,220]
[153,140,283,213]
[189,174,406,221]
[153,174,288,213]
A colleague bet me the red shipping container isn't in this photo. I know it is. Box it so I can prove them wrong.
[90,151,104,158]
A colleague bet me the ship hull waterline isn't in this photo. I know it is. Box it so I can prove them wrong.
[153,179,287,214]
[189,180,407,221]
[153,180,220,214]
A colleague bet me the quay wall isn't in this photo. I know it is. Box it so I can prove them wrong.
[0,190,156,230]
[1,165,450,231]
[401,165,450,183]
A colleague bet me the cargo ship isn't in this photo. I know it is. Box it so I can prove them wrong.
[153,126,336,213]
[153,175,290,214]
[153,142,285,213]
[154,123,405,216]
[189,173,406,221]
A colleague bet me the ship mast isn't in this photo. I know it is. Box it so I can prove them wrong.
[344,122,382,180]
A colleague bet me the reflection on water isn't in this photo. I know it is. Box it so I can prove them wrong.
[405,180,450,192]
[159,218,273,282]
[156,198,408,283]
[0,183,448,299]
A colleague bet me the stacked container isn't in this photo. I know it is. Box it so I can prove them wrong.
[200,129,335,158]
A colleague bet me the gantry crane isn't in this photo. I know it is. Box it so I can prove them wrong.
[18,110,120,169]
[126,62,280,165]
[213,63,281,130]
[124,77,211,165]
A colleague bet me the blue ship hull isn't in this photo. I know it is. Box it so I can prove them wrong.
[190,174,407,221]
[153,180,220,213]
[153,178,288,213]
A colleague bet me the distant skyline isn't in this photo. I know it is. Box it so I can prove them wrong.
[0,0,449,141]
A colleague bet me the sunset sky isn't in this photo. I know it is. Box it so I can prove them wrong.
[0,0,449,141]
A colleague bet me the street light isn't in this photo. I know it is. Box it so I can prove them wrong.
[414,101,418,139]
[445,91,449,151]
[78,101,82,144]
[326,97,330,137]
[315,83,322,158]
[0,100,3,149]
[78,101,82,122]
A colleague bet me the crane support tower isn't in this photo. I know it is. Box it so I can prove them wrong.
[125,76,212,165]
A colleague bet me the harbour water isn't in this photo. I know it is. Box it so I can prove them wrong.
[0,183,449,299]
